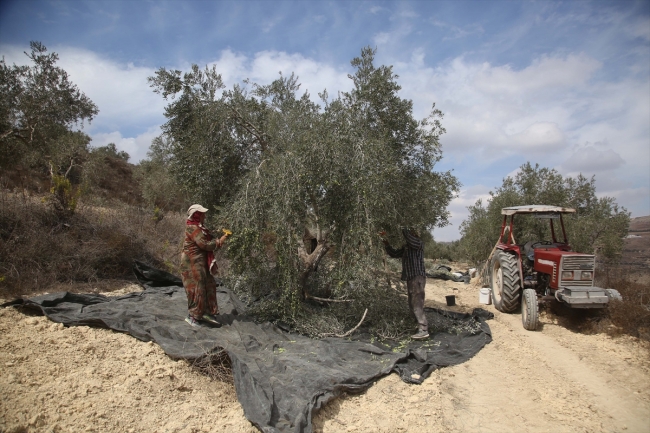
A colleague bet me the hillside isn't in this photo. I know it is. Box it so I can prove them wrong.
[622,215,650,274]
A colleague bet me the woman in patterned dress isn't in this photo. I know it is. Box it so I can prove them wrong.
[180,204,228,327]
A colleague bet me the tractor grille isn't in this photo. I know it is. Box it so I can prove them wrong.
[560,255,595,287]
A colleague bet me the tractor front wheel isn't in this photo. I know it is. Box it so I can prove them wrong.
[521,288,539,331]
[490,251,522,313]
[605,288,623,302]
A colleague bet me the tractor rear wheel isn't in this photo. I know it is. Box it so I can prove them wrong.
[521,288,539,331]
[490,251,521,313]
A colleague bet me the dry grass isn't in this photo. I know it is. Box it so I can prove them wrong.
[0,190,185,297]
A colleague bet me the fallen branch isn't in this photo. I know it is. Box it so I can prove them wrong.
[320,308,368,338]
[305,295,352,304]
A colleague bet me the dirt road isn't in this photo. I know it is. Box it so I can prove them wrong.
[1,278,649,433]
[313,278,650,433]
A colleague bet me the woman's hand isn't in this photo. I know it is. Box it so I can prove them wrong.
[216,229,231,247]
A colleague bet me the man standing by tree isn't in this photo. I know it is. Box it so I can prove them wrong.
[382,228,429,340]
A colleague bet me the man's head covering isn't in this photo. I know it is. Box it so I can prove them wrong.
[187,204,208,219]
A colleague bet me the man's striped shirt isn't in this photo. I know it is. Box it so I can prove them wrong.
[384,229,426,281]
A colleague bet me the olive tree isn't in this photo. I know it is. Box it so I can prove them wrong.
[150,48,460,335]
[459,162,630,263]
[1,42,98,217]
[0,42,98,172]
[148,64,267,209]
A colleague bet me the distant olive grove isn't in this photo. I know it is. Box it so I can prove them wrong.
[457,163,629,264]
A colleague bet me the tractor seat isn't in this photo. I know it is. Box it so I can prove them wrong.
[523,241,536,261]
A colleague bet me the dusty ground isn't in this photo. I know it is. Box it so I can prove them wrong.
[1,276,649,433]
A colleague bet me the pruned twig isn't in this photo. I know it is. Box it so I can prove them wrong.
[320,308,368,338]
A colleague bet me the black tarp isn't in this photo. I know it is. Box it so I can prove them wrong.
[9,261,492,433]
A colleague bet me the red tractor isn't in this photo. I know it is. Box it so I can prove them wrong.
[489,205,621,330]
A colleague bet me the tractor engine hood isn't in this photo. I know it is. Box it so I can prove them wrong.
[534,250,596,289]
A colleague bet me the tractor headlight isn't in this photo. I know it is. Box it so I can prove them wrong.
[580,271,593,280]
[561,271,574,280]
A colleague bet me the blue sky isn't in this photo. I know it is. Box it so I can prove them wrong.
[1,0,648,240]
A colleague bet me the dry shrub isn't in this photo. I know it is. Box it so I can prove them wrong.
[0,189,185,297]
[189,349,233,384]
[598,267,650,340]
[536,266,649,340]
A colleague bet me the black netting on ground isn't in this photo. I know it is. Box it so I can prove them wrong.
[9,261,492,433]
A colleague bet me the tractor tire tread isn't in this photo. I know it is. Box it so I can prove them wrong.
[522,288,539,331]
[494,251,521,313]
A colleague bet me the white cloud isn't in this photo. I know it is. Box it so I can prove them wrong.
[504,167,522,180]
[261,15,283,33]
[561,146,625,173]
[509,122,566,152]
[1,44,352,163]
[433,184,492,242]
[392,49,648,234]
[245,51,351,98]
[430,19,484,41]
[372,12,413,51]
[397,10,418,19]
[1,43,166,163]
[210,49,249,85]
[396,50,646,163]
[598,186,650,218]
[627,15,650,42]
[373,32,391,45]
[473,54,601,97]
[53,47,164,133]
[91,127,161,163]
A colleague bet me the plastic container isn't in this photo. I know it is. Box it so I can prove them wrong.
[445,295,456,306]
[479,287,492,305]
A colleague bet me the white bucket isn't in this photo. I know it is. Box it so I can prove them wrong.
[479,287,492,305]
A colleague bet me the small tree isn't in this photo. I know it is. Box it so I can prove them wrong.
[458,162,630,263]
[136,135,190,213]
[46,131,90,217]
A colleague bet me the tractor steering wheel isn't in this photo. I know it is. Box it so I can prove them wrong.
[531,241,553,249]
